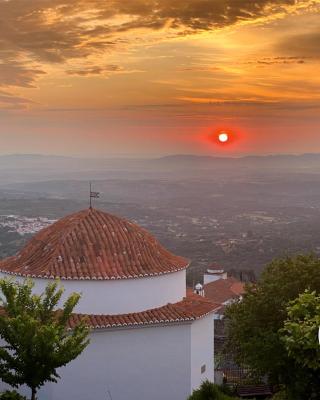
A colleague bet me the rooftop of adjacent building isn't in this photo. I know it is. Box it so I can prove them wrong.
[203,270,245,306]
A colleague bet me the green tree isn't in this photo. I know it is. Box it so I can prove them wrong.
[281,290,320,370]
[224,254,320,399]
[279,290,320,397]
[0,279,90,400]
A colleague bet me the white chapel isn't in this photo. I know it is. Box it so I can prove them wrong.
[0,208,217,400]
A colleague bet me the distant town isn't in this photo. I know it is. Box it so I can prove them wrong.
[0,215,56,235]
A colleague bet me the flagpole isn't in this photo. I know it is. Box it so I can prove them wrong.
[89,183,100,209]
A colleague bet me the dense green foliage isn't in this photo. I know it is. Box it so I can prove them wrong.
[0,279,90,400]
[281,290,320,370]
[187,381,237,400]
[279,290,320,398]
[0,391,26,400]
[225,254,320,399]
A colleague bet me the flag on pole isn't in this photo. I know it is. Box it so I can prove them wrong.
[90,191,100,198]
[89,182,100,209]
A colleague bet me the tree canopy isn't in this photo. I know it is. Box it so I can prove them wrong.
[281,290,320,370]
[0,279,90,400]
[224,254,320,399]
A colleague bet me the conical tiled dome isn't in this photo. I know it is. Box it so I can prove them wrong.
[0,208,188,280]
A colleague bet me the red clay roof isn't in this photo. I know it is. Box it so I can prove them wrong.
[204,277,245,305]
[69,292,219,330]
[0,208,188,280]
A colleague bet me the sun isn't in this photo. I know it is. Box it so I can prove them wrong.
[218,132,229,143]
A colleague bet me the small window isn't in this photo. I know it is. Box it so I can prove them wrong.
[201,364,206,374]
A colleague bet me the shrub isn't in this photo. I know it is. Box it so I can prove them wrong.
[188,380,238,400]
[0,391,27,400]
[271,389,288,400]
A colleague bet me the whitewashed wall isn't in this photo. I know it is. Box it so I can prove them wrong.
[0,317,215,400]
[203,273,227,285]
[190,314,215,390]
[0,269,186,314]
[40,324,191,400]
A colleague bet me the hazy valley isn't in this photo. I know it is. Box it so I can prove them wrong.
[2,153,320,284]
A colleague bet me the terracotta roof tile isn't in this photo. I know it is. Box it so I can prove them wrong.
[0,208,188,280]
[68,292,219,330]
[204,277,245,305]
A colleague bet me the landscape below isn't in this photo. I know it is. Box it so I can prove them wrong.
[1,154,320,283]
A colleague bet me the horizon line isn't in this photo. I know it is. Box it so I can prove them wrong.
[1,152,320,160]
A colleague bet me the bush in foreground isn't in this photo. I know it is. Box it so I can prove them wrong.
[187,380,237,400]
[0,391,26,400]
[271,390,288,400]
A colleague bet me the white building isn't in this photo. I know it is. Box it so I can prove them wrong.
[203,268,228,285]
[0,208,217,400]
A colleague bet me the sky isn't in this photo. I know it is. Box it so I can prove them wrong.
[0,0,319,157]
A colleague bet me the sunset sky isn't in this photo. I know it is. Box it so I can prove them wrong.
[1,0,319,157]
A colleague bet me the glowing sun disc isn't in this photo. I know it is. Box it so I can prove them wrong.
[218,132,229,143]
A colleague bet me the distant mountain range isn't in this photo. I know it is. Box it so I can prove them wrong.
[0,153,320,186]
[152,153,320,170]
[157,153,320,162]
[2,152,320,164]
